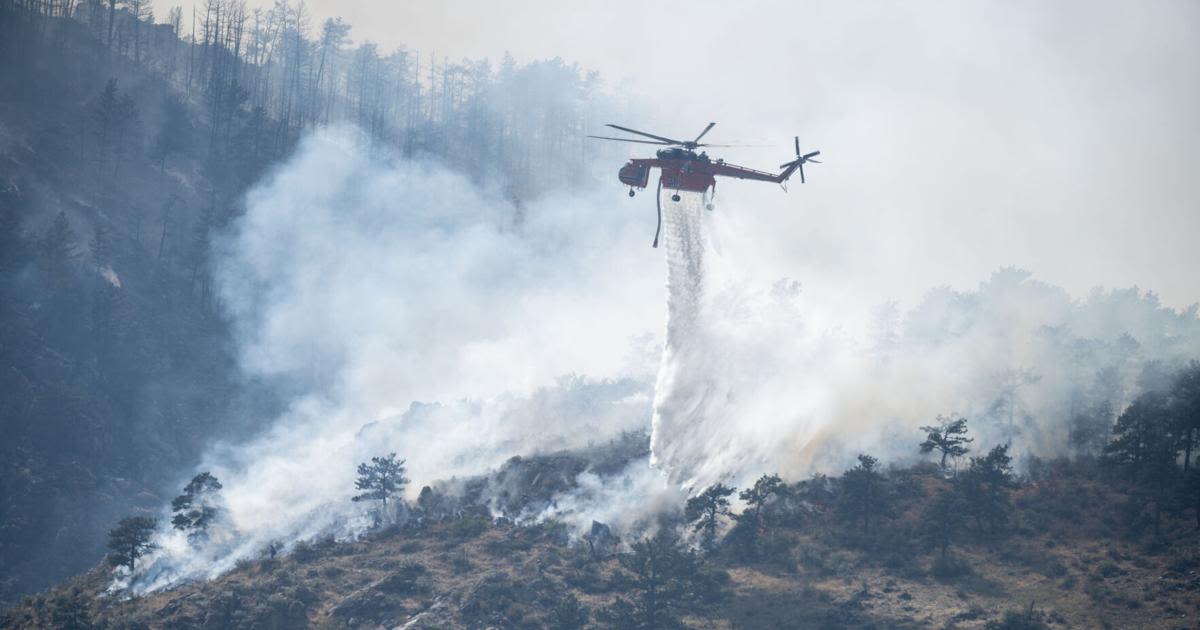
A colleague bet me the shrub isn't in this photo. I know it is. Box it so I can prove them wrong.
[446,551,473,574]
[548,594,589,630]
[930,553,973,580]
[985,604,1049,630]
[452,517,490,540]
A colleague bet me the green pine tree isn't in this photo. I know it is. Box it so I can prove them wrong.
[106,516,158,573]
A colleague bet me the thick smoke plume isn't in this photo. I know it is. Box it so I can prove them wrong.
[650,195,1200,491]
[126,127,668,592]
[125,126,1199,593]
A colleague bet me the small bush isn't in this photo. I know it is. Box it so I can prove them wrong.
[291,541,321,563]
[1097,562,1126,578]
[931,554,973,580]
[951,605,988,622]
[321,565,344,579]
[985,606,1049,630]
[759,535,797,572]
[795,542,830,572]
[446,551,473,574]
[548,594,589,630]
[452,517,490,540]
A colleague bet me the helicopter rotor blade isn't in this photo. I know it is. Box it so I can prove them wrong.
[794,136,800,156]
[693,122,716,144]
[587,135,673,145]
[605,124,683,145]
[799,163,805,184]
[802,150,821,160]
[697,142,771,148]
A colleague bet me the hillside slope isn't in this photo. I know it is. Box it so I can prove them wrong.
[0,13,284,602]
[3,457,1198,629]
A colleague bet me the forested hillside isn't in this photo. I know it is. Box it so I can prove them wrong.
[0,0,621,603]
[3,417,1199,629]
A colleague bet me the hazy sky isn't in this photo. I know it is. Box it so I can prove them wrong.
[161,0,1200,309]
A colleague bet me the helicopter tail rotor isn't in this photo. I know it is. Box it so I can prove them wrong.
[780,136,821,183]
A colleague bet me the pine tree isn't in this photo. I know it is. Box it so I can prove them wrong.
[1181,468,1200,530]
[171,472,223,540]
[39,211,77,289]
[958,445,1016,534]
[739,474,784,530]
[1171,362,1200,472]
[837,454,891,537]
[90,222,112,271]
[0,187,28,278]
[920,488,968,559]
[1105,392,1182,535]
[352,453,409,508]
[47,586,94,630]
[152,94,193,172]
[919,414,973,469]
[93,78,120,165]
[1104,392,1177,477]
[111,93,141,176]
[601,531,703,630]
[106,516,157,573]
[1068,399,1115,458]
[993,367,1041,444]
[685,483,735,553]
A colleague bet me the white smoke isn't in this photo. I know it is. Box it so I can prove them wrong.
[649,194,1200,491]
[124,125,1200,593]
[127,127,667,592]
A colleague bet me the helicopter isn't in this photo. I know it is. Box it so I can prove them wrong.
[588,122,821,247]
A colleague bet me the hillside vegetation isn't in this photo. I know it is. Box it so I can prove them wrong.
[3,442,1198,629]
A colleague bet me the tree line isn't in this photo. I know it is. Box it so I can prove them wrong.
[3,0,629,202]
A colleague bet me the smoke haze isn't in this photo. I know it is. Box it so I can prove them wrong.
[128,0,1200,580]
[126,115,1199,592]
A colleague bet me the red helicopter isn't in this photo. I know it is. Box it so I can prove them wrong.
[589,122,821,247]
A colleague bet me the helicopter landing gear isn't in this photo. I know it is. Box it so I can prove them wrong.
[628,188,636,197]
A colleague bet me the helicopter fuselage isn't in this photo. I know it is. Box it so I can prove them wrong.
[592,122,818,247]
[619,149,714,193]
[618,148,794,195]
